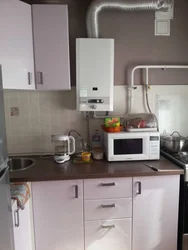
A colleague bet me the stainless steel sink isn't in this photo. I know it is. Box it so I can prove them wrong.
[8,158,36,171]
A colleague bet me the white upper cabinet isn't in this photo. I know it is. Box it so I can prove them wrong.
[32,5,71,90]
[0,0,35,90]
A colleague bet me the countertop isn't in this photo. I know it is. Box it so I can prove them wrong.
[9,155,184,182]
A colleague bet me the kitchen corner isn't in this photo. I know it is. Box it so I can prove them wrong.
[1,0,188,250]
[9,154,183,250]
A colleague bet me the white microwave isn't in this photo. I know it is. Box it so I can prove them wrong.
[104,131,160,161]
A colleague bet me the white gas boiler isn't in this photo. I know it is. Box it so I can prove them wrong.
[76,38,114,111]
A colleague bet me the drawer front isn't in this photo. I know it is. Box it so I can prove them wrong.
[84,198,132,220]
[84,178,132,199]
[85,219,131,250]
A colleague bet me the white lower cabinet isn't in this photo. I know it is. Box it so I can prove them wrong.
[84,177,132,199]
[85,219,132,250]
[132,175,180,250]
[32,180,84,250]
[12,200,32,250]
[84,198,132,220]
[84,177,132,250]
[30,175,180,250]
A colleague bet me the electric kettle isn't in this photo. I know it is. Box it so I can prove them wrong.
[51,135,75,163]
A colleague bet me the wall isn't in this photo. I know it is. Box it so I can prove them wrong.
[4,89,86,154]
[5,0,188,154]
[100,0,188,85]
[4,85,188,154]
[25,0,188,86]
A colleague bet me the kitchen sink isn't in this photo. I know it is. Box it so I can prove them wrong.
[8,158,36,171]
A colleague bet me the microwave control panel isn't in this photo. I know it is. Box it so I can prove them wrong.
[149,135,160,159]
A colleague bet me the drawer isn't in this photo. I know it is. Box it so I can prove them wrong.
[84,178,132,199]
[84,198,132,220]
[85,219,131,250]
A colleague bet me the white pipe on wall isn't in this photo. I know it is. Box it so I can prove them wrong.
[131,65,188,88]
[128,65,188,114]
[92,65,188,118]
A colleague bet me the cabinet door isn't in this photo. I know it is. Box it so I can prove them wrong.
[32,180,84,250]
[133,175,180,250]
[32,5,71,90]
[85,219,131,250]
[0,0,35,90]
[12,201,32,250]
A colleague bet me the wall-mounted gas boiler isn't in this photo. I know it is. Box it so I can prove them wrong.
[76,38,114,111]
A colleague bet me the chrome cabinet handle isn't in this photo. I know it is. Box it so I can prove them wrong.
[136,181,142,194]
[101,225,115,229]
[101,182,115,187]
[75,185,78,198]
[38,72,43,85]
[101,203,115,208]
[28,72,32,85]
[14,209,20,227]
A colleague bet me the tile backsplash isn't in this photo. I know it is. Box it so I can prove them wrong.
[4,85,188,154]
[4,89,86,154]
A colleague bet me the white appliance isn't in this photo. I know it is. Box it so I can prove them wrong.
[76,38,114,111]
[104,131,160,161]
[51,135,75,164]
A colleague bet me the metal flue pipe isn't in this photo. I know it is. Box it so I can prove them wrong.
[87,0,173,38]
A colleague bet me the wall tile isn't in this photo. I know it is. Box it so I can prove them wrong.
[4,86,188,154]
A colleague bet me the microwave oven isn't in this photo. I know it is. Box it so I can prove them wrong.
[104,131,160,161]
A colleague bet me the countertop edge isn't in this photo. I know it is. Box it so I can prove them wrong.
[10,170,184,182]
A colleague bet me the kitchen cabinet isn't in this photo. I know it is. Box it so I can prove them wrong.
[32,5,71,90]
[0,0,35,90]
[84,177,132,199]
[30,175,180,250]
[132,175,180,250]
[85,219,132,250]
[84,178,132,250]
[12,200,33,250]
[84,198,132,220]
[32,180,84,250]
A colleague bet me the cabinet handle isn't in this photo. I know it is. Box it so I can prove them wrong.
[101,203,115,208]
[101,225,115,229]
[14,209,20,227]
[101,182,115,187]
[28,72,32,85]
[38,72,43,85]
[75,185,78,198]
[136,181,142,194]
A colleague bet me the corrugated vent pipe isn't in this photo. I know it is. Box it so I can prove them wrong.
[87,0,173,38]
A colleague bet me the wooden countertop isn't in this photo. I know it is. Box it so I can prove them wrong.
[9,155,184,182]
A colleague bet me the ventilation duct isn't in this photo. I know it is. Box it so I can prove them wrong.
[86,0,173,38]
